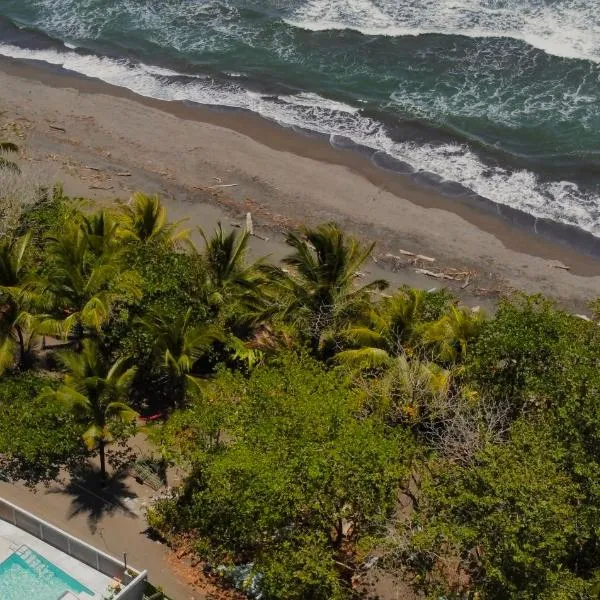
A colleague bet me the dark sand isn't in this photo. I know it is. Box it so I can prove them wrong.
[1,56,599,313]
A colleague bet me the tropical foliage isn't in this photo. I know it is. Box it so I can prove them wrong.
[0,139,19,173]
[0,187,599,600]
[40,340,137,478]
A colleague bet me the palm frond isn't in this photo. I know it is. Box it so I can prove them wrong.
[0,142,18,153]
[0,336,16,375]
[335,347,391,369]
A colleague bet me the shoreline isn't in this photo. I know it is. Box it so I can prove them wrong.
[1,55,599,313]
[2,56,600,264]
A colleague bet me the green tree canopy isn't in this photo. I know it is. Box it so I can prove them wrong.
[150,354,414,599]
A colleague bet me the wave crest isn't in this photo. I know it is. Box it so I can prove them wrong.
[0,41,598,237]
[285,0,600,63]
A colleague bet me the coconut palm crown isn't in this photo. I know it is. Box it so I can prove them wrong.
[266,223,388,351]
[40,340,138,478]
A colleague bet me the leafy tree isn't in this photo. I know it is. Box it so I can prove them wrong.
[266,223,388,353]
[150,355,413,599]
[0,373,85,485]
[39,340,138,479]
[411,420,589,600]
[467,294,572,409]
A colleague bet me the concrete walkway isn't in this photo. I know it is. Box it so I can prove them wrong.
[0,479,202,600]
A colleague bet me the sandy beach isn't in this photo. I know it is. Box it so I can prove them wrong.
[1,56,598,314]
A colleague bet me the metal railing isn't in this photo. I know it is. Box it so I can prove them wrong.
[0,497,147,600]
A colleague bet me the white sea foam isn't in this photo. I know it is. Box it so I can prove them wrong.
[285,0,600,63]
[0,41,598,236]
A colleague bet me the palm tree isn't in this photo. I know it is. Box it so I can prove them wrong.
[0,233,43,373]
[266,223,388,352]
[136,307,223,407]
[370,353,452,424]
[80,210,121,257]
[422,305,485,364]
[199,223,263,306]
[120,192,188,246]
[40,340,138,479]
[0,140,19,173]
[336,288,427,369]
[42,222,141,342]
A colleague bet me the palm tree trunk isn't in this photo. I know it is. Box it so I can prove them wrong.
[15,325,25,370]
[99,440,107,480]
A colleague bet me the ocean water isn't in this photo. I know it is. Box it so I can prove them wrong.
[0,0,599,239]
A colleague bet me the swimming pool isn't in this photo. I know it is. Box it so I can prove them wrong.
[0,545,94,600]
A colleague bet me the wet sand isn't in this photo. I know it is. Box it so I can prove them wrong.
[1,55,598,313]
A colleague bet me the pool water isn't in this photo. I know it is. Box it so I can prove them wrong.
[0,546,94,600]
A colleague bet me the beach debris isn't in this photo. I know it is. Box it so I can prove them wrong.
[49,124,66,132]
[384,251,436,268]
[115,171,132,177]
[415,268,456,281]
[551,262,570,271]
[461,278,471,289]
[230,222,242,228]
[398,248,436,263]
[575,314,592,321]
[85,165,102,171]
[208,183,239,189]
[244,212,269,241]
[246,212,254,235]
[89,185,114,190]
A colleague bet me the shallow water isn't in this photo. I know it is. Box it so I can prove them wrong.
[1,0,599,236]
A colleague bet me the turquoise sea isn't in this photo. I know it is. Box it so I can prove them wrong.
[0,1,599,241]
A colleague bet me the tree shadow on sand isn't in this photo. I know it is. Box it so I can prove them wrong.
[47,466,139,533]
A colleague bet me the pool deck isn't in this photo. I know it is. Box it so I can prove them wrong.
[0,520,114,599]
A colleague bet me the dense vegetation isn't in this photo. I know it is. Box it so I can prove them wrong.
[0,184,599,599]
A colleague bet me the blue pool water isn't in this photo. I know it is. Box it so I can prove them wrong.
[0,547,94,600]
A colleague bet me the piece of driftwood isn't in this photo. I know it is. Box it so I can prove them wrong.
[115,171,132,177]
[49,125,66,132]
[208,183,239,189]
[398,248,436,262]
[461,278,471,289]
[253,233,269,241]
[551,263,570,271]
[246,212,254,235]
[415,268,456,281]
[85,165,101,171]
[230,222,242,228]
[89,185,113,190]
